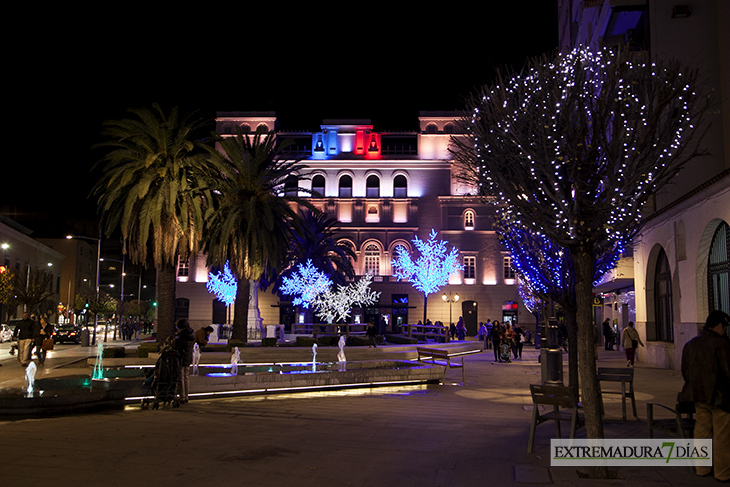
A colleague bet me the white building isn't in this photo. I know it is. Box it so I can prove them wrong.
[174,112,531,337]
[559,0,730,369]
[0,215,65,322]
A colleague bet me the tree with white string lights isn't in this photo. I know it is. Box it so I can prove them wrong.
[451,46,710,477]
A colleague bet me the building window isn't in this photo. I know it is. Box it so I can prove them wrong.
[366,175,380,198]
[175,298,190,322]
[312,174,325,197]
[654,248,674,342]
[366,204,380,223]
[425,123,438,134]
[443,123,455,134]
[364,244,380,276]
[393,174,407,198]
[284,177,298,197]
[177,256,189,282]
[339,175,352,197]
[708,221,730,317]
[464,210,475,230]
[464,256,476,284]
[503,256,515,282]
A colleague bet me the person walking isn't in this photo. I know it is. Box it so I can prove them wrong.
[366,321,378,348]
[490,320,502,362]
[174,319,195,404]
[603,319,614,350]
[485,320,493,349]
[456,317,466,341]
[478,322,487,349]
[681,310,730,483]
[33,316,54,366]
[621,321,643,367]
[13,312,35,367]
[515,325,524,359]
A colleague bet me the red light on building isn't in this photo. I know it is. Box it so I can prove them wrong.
[502,301,518,311]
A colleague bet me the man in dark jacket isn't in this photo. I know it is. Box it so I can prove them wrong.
[13,312,36,366]
[174,319,195,404]
[681,310,730,482]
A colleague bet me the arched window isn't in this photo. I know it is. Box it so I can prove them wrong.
[240,124,251,133]
[708,221,730,316]
[393,174,407,198]
[654,248,674,342]
[311,174,325,197]
[339,175,352,197]
[364,244,380,276]
[425,123,438,134]
[284,177,298,197]
[464,210,475,230]
[366,175,380,198]
[443,123,455,134]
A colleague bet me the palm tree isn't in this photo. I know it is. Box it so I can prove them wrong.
[92,104,213,343]
[204,129,312,342]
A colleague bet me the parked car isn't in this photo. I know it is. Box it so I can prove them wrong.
[0,323,14,342]
[53,324,82,344]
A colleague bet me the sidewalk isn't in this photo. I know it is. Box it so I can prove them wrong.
[0,341,716,487]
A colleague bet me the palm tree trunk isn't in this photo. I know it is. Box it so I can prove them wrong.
[572,245,608,479]
[232,278,250,342]
[156,264,176,344]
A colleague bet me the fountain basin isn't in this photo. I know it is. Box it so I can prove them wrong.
[0,360,443,415]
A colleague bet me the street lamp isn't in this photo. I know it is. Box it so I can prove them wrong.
[67,232,101,346]
[100,256,125,342]
[442,292,460,327]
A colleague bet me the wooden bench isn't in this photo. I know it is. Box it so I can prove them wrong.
[597,367,636,421]
[528,384,584,453]
[647,392,695,439]
[416,347,480,382]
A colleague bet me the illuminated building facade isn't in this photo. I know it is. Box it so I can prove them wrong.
[175,112,529,337]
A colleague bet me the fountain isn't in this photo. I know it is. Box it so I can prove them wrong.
[231,347,241,375]
[25,362,37,395]
[337,335,346,372]
[92,339,104,380]
[192,343,201,375]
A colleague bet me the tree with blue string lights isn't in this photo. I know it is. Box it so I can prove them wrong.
[391,229,463,326]
[451,46,710,476]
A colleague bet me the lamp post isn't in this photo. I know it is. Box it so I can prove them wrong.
[100,255,125,342]
[442,292,460,328]
[67,231,101,346]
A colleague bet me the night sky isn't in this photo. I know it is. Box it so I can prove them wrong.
[5,4,558,237]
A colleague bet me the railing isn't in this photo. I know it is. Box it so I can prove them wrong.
[290,323,368,338]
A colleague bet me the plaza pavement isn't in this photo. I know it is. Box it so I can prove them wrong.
[0,338,717,487]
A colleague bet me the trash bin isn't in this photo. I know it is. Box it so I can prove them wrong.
[80,328,90,347]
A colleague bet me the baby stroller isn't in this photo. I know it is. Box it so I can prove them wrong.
[142,347,182,409]
[499,341,512,363]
